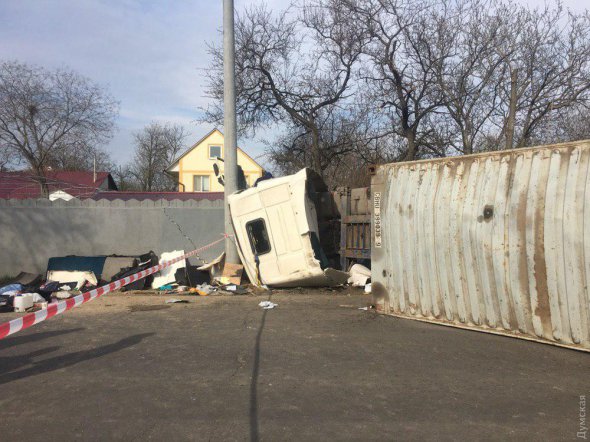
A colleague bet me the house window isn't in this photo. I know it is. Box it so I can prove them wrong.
[209,145,222,159]
[246,218,271,255]
[193,175,210,192]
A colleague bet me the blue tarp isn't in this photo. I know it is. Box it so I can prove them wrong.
[46,256,107,280]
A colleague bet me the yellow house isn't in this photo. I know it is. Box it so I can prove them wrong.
[166,128,264,192]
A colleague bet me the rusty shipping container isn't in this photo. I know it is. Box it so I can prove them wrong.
[371,140,590,352]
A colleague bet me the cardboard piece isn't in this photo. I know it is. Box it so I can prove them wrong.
[217,263,244,285]
[197,252,225,280]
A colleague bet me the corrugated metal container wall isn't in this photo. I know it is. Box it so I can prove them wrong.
[371,140,590,352]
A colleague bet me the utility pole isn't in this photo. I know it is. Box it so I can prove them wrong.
[223,0,239,263]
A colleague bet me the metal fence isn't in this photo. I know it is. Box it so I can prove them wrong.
[371,140,590,352]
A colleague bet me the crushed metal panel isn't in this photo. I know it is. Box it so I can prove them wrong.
[229,168,345,287]
[371,140,590,352]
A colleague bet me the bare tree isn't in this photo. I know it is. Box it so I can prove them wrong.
[428,0,506,154]
[344,0,451,160]
[201,0,590,178]
[0,60,118,195]
[203,1,368,177]
[404,0,590,154]
[111,164,139,191]
[47,144,115,172]
[129,122,187,191]
[495,2,590,149]
[267,99,403,187]
[0,145,10,171]
[529,103,590,145]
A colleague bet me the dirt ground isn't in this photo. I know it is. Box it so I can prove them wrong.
[0,288,588,441]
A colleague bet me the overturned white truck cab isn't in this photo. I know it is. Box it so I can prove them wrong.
[228,169,349,287]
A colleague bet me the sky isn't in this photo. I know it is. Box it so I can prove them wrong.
[0,0,587,169]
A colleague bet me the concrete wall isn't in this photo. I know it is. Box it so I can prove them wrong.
[0,198,225,276]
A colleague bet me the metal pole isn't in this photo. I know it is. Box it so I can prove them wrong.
[223,0,239,264]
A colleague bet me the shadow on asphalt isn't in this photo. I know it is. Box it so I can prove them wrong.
[250,293,273,442]
[0,332,154,386]
[0,327,85,350]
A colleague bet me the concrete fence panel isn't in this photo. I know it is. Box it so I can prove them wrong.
[0,198,224,276]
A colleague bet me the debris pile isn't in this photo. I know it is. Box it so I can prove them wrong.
[154,252,251,297]
[0,250,254,314]
[1,236,373,315]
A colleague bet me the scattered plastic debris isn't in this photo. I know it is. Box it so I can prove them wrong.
[189,288,210,296]
[193,283,215,296]
[13,293,45,312]
[348,264,371,287]
[47,270,98,288]
[13,294,34,312]
[152,250,186,289]
[259,301,278,310]
[219,284,250,295]
[158,284,176,291]
[166,299,189,304]
[364,283,372,294]
[55,291,73,300]
[33,302,48,310]
[0,284,23,295]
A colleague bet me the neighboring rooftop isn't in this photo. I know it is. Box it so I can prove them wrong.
[166,128,263,173]
[0,170,117,199]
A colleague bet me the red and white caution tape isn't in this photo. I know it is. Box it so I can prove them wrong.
[0,235,229,340]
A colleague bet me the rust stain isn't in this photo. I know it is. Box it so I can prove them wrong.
[516,154,533,333]
[371,281,389,305]
[501,155,518,329]
[533,154,552,338]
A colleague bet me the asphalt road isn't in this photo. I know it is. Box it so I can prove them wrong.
[0,290,587,441]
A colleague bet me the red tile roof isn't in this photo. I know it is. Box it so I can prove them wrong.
[0,170,114,199]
